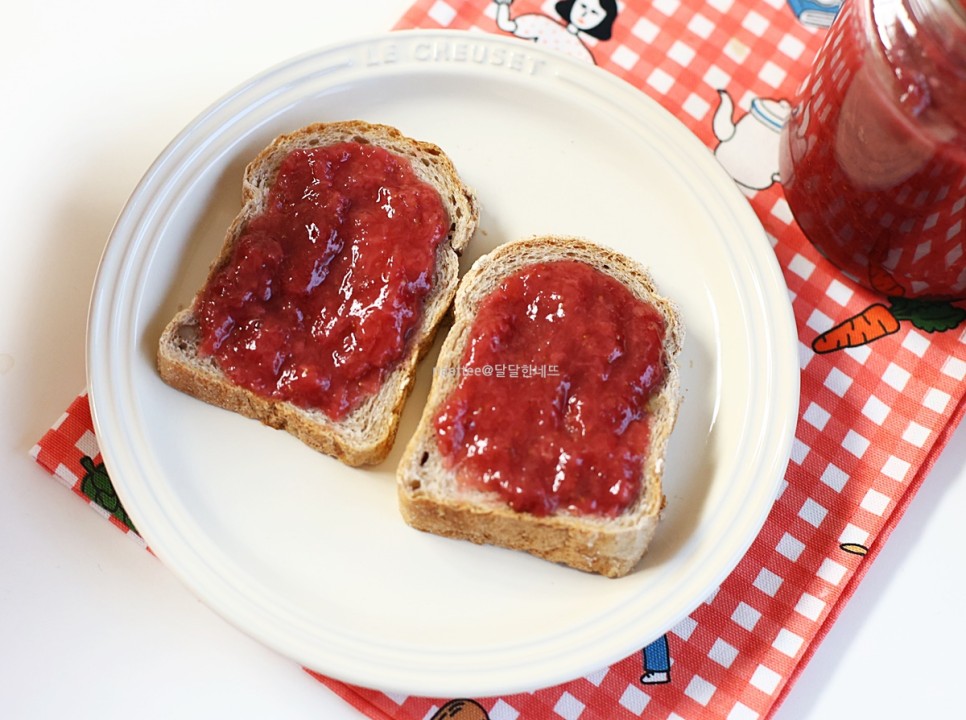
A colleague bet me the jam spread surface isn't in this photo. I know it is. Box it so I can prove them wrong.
[433,260,668,518]
[195,141,448,420]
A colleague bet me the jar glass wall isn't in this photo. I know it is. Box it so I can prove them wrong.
[779,0,966,300]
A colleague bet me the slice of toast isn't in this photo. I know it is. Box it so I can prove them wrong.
[157,121,479,466]
[396,236,684,577]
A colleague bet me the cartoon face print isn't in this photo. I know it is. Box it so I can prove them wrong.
[556,0,619,38]
[568,0,607,32]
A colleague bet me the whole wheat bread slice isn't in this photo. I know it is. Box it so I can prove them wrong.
[396,236,683,577]
[157,121,479,466]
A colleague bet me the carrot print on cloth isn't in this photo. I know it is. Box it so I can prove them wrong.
[813,299,966,354]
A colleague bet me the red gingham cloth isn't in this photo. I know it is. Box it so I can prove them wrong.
[33,1,966,719]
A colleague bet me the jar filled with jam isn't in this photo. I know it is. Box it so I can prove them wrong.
[779,0,966,300]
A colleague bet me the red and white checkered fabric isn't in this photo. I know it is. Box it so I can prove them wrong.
[33,1,966,718]
[32,392,144,544]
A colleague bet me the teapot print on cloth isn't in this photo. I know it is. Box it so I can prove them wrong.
[712,89,791,192]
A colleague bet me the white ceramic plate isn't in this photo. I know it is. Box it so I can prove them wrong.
[88,30,799,697]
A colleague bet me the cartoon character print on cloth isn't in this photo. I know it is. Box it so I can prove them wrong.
[491,0,619,64]
[639,634,672,685]
[712,89,790,192]
[431,699,490,719]
[80,455,137,533]
[786,0,842,28]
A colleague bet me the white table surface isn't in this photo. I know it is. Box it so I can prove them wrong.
[2,2,964,718]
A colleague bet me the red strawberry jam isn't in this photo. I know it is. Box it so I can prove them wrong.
[433,260,668,518]
[194,142,448,420]
[779,0,966,299]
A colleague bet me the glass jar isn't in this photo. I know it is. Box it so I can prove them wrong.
[779,0,966,300]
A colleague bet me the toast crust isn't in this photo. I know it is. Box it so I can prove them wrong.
[157,121,479,466]
[396,236,684,577]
